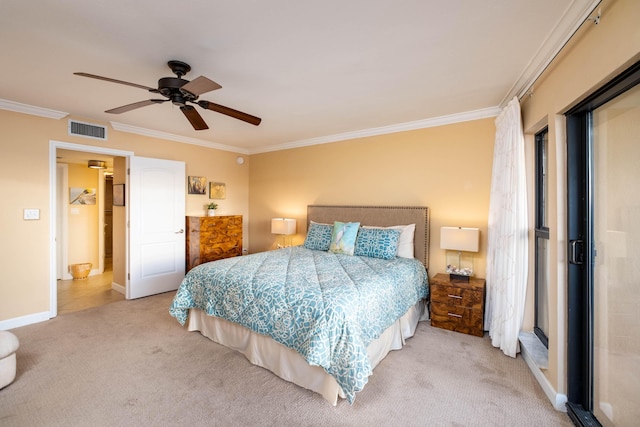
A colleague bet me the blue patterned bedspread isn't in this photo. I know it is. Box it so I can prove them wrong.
[169,246,428,403]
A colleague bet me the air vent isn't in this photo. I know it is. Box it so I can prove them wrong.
[68,120,107,140]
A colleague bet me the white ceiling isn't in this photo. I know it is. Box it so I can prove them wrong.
[0,1,597,154]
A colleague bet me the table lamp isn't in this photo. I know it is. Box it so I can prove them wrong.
[440,226,480,282]
[271,218,296,248]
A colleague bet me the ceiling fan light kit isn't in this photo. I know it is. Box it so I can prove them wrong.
[74,60,261,131]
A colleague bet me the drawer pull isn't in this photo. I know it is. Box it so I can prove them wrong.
[447,313,462,318]
[447,294,462,299]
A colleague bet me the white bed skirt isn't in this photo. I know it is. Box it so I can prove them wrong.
[187,299,427,405]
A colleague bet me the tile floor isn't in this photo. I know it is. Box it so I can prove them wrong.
[57,258,124,315]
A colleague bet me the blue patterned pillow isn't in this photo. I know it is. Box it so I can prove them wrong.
[354,228,401,260]
[303,221,333,251]
[328,221,360,255]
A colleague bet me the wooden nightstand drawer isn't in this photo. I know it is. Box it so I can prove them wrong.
[430,302,484,337]
[429,273,486,337]
[430,283,483,310]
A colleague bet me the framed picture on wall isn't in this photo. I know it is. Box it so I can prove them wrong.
[187,176,207,195]
[209,182,226,199]
[113,184,125,206]
[69,187,96,205]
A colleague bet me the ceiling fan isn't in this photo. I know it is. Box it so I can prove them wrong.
[74,60,261,130]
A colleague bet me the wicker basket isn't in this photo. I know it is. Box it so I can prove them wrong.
[70,263,92,280]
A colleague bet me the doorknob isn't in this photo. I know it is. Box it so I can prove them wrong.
[175,229,184,234]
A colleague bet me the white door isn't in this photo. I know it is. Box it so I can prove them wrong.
[128,156,186,299]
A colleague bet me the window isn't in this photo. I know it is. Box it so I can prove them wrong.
[534,127,549,348]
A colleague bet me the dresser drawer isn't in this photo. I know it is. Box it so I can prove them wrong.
[430,302,484,337]
[430,283,483,310]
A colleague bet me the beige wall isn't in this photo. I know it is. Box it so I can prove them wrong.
[2,107,495,327]
[0,109,249,324]
[520,0,640,400]
[249,118,496,277]
[66,163,100,270]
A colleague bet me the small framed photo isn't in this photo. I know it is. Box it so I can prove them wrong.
[209,182,226,199]
[113,184,125,206]
[69,187,96,205]
[187,176,207,195]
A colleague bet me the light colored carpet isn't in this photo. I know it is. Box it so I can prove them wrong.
[0,292,572,426]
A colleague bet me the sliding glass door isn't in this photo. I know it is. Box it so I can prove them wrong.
[566,62,640,427]
[591,81,640,427]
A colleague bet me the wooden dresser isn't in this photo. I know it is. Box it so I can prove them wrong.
[430,273,486,337]
[185,215,243,272]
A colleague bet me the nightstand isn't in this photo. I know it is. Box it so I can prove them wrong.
[430,273,486,337]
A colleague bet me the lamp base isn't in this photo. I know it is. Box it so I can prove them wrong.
[449,273,470,282]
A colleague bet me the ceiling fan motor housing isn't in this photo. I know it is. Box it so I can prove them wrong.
[158,77,197,106]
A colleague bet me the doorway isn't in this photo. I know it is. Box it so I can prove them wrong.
[50,141,134,317]
[55,150,122,314]
[566,61,640,426]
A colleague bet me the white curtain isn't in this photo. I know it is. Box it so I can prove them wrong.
[484,96,528,358]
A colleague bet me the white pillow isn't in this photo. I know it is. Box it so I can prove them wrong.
[362,224,415,258]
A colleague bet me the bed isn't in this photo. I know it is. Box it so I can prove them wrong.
[170,205,430,405]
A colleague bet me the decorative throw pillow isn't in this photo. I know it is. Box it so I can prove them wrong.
[303,221,333,251]
[354,227,401,260]
[362,224,415,258]
[328,221,360,255]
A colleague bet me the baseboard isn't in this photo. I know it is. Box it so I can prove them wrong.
[112,282,125,295]
[520,338,567,412]
[0,311,50,331]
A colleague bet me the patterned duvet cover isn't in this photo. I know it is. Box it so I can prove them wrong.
[169,246,428,403]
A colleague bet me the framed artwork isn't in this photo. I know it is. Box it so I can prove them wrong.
[70,187,96,205]
[209,182,226,199]
[113,184,125,206]
[187,176,207,195]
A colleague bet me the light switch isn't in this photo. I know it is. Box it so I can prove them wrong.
[24,208,40,220]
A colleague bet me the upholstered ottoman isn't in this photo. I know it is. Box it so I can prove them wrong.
[0,330,19,389]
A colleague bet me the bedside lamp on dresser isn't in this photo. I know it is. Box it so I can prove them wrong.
[431,227,486,337]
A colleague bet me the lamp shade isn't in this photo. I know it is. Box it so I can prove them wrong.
[271,218,296,235]
[440,227,480,252]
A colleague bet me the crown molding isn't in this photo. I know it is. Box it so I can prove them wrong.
[0,98,68,120]
[249,106,501,154]
[109,122,250,154]
[501,0,602,107]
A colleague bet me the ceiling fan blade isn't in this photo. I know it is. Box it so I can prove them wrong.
[181,105,209,130]
[198,101,262,126]
[181,76,222,96]
[105,99,166,114]
[74,72,159,93]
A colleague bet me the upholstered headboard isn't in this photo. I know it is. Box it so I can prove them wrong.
[307,205,430,269]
